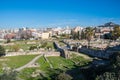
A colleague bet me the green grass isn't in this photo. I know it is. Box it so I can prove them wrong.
[48,57,74,69]
[0,41,4,43]
[0,55,38,72]
[23,56,74,80]
[4,44,37,51]
[3,40,41,51]
[20,68,37,80]
[4,40,55,51]
[70,56,90,66]
[46,42,54,49]
[36,56,50,71]
[19,56,91,80]
[36,56,90,72]
[36,56,75,72]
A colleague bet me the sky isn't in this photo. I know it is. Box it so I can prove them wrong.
[0,0,120,29]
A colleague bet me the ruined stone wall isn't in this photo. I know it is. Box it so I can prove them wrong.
[5,51,60,57]
[79,47,112,59]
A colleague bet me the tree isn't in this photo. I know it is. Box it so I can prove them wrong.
[111,26,120,40]
[96,52,120,80]
[41,42,47,48]
[6,38,11,43]
[11,44,20,52]
[77,31,80,39]
[81,30,86,39]
[0,45,5,56]
[84,27,94,48]
[29,45,37,50]
[71,30,80,40]
[20,30,32,40]
[0,67,22,80]
[60,34,70,39]
[96,72,116,80]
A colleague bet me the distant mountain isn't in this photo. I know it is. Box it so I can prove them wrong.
[98,22,119,27]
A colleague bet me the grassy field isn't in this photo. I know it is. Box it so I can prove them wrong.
[46,41,54,49]
[37,56,50,71]
[36,56,75,71]
[3,40,39,51]
[0,55,38,72]
[20,55,91,80]
[47,57,74,69]
[20,56,75,80]
[3,40,55,51]
[4,44,36,51]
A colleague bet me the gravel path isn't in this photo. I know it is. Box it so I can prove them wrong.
[43,55,53,68]
[15,54,42,71]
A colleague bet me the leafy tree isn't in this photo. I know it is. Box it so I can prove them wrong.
[71,30,80,40]
[0,45,5,56]
[20,30,32,40]
[84,27,94,48]
[29,45,37,50]
[6,38,11,43]
[41,42,47,48]
[96,72,116,80]
[11,44,20,52]
[111,26,120,40]
[77,31,80,39]
[60,34,70,39]
[81,30,86,39]
[0,67,22,80]
[96,52,120,80]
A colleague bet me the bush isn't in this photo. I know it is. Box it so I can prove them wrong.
[11,44,20,52]
[29,46,37,50]
[0,67,22,80]
[41,42,47,48]
[0,45,5,56]
[6,39,11,43]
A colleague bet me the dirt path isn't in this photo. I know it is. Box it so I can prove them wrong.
[44,55,53,68]
[15,54,42,71]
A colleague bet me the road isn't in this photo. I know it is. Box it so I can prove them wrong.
[15,54,42,71]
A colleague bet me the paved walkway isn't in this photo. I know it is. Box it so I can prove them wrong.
[15,54,42,71]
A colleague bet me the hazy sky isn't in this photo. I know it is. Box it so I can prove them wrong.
[0,0,120,29]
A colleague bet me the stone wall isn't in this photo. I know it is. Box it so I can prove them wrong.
[5,51,40,56]
[53,42,69,58]
[79,47,112,59]
[44,51,60,57]
[5,51,60,57]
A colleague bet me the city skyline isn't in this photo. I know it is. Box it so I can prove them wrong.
[0,0,120,29]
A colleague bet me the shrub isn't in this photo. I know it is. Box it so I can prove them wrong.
[29,46,37,50]
[0,45,5,56]
[11,44,20,52]
[6,39,11,43]
[41,42,47,48]
[0,67,22,80]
